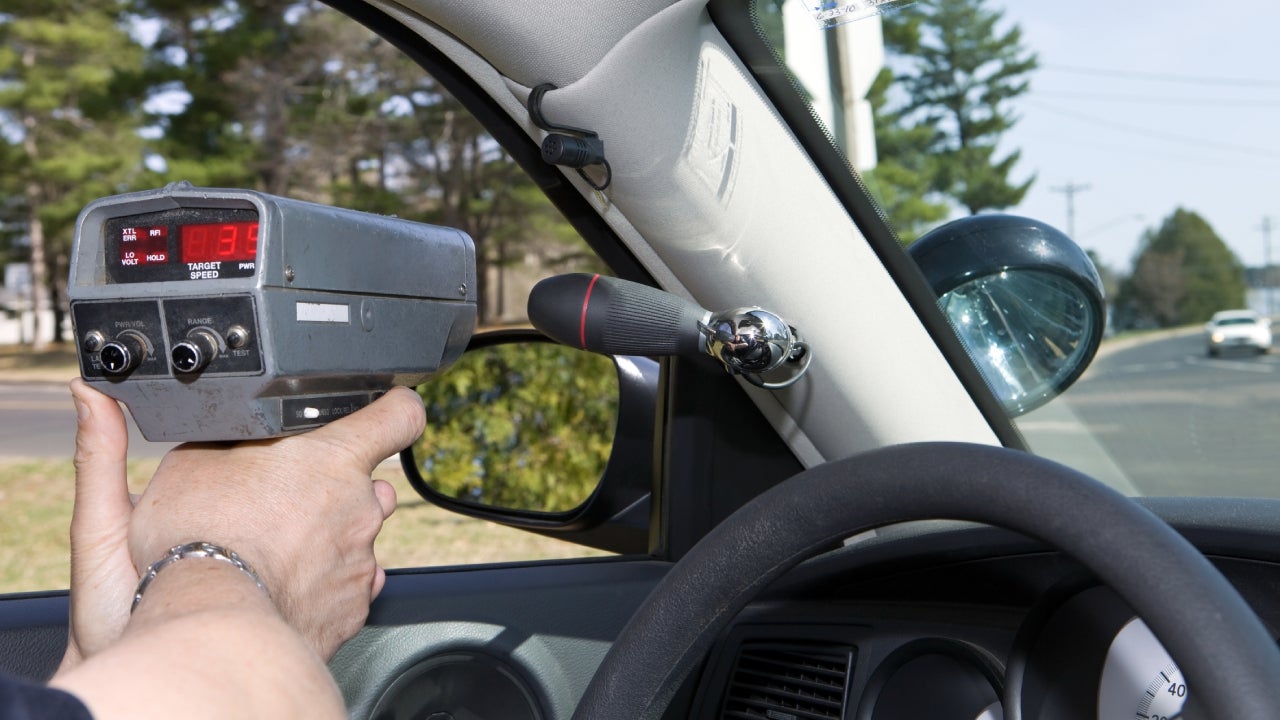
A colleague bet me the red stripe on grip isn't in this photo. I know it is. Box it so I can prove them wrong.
[580,273,601,349]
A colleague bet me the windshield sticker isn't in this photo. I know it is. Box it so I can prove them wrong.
[806,0,914,29]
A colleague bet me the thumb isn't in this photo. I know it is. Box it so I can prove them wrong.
[306,386,426,472]
[65,379,141,662]
[69,379,134,538]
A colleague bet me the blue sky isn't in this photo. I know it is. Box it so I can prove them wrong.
[998,1,1280,273]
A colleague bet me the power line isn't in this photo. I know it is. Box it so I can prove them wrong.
[1025,100,1280,160]
[1042,63,1280,89]
[1036,90,1280,110]
[1016,126,1248,169]
[1079,214,1144,239]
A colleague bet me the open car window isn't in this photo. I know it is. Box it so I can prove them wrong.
[0,0,618,594]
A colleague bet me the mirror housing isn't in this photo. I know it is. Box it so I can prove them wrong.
[909,214,1106,416]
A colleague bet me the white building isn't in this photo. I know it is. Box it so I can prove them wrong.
[0,263,59,345]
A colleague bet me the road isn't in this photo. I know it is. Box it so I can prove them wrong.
[1020,331,1280,497]
[0,381,176,459]
[5,332,1280,497]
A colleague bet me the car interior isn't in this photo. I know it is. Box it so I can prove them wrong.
[4,1,1280,718]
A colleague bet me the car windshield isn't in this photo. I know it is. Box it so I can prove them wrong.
[752,0,1280,500]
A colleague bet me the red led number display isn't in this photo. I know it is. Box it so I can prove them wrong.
[180,221,259,264]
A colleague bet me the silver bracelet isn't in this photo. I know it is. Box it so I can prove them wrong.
[132,541,270,613]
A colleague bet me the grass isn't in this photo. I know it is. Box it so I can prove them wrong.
[0,458,607,595]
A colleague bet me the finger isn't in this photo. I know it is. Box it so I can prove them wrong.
[69,379,133,533]
[371,565,387,600]
[373,479,397,520]
[308,386,426,471]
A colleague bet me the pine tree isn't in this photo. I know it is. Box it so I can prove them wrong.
[862,67,950,244]
[0,0,151,347]
[878,0,1037,216]
[128,0,304,190]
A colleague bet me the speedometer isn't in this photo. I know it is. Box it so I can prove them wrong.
[1097,617,1187,720]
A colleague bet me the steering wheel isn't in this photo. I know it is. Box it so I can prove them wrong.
[571,442,1280,719]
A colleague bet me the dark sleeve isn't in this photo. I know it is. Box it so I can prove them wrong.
[0,671,93,720]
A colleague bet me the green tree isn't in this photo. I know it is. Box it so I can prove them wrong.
[878,0,1037,215]
[278,6,585,323]
[862,68,949,244]
[1085,249,1119,318]
[269,5,409,210]
[129,0,315,190]
[0,0,152,347]
[389,88,578,324]
[1116,208,1246,328]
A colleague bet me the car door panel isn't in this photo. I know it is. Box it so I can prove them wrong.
[0,593,69,682]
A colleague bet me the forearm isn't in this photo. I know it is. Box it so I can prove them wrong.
[50,560,345,720]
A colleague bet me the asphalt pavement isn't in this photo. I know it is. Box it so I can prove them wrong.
[0,379,176,459]
[1019,331,1280,498]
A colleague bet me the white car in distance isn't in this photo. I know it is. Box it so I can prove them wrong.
[1205,309,1273,356]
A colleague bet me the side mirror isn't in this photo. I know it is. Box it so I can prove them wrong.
[399,328,657,555]
[909,214,1105,416]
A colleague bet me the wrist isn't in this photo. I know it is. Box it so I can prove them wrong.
[132,542,272,616]
[56,642,85,676]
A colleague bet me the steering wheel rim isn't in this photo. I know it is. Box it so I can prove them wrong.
[571,442,1280,719]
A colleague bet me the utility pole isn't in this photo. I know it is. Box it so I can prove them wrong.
[1051,181,1091,239]
[1260,216,1274,317]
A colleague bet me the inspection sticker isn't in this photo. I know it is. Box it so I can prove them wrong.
[807,0,912,29]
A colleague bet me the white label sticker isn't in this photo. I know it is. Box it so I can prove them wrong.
[296,302,350,323]
[806,0,911,29]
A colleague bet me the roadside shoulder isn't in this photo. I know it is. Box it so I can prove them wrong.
[1094,326,1202,361]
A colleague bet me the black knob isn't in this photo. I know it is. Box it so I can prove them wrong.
[225,325,250,350]
[99,333,147,375]
[81,330,106,354]
[171,329,219,374]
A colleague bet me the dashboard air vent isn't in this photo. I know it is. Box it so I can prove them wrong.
[720,642,854,720]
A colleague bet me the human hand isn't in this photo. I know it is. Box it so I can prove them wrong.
[63,381,425,665]
[125,385,424,659]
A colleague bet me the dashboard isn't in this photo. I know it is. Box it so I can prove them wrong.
[329,497,1280,720]
[682,498,1280,720]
